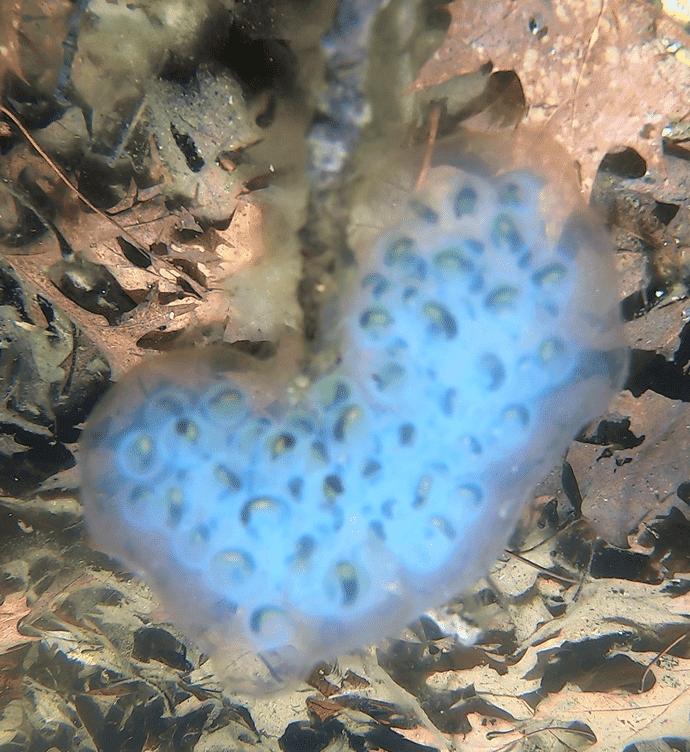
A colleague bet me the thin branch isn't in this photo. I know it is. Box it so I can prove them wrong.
[415,102,441,190]
[639,630,690,693]
[505,550,579,585]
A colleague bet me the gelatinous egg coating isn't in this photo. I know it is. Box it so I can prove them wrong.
[80,164,627,692]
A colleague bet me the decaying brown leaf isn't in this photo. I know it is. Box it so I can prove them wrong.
[4,189,261,376]
[568,389,690,548]
[0,0,27,86]
[0,592,32,653]
[414,0,690,193]
[0,0,73,93]
[535,666,690,751]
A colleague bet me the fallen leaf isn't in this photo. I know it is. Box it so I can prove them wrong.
[414,0,690,193]
[0,592,32,653]
[568,389,690,548]
[0,0,26,86]
[536,664,690,751]
[0,0,73,93]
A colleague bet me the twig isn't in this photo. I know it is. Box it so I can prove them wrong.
[639,629,690,693]
[487,723,596,750]
[505,550,579,585]
[415,102,441,190]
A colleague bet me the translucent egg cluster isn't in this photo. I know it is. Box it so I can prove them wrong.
[80,164,627,691]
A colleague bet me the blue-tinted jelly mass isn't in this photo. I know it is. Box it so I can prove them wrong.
[80,165,627,691]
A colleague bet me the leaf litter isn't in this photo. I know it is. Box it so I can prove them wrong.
[414,0,690,194]
[2,0,690,750]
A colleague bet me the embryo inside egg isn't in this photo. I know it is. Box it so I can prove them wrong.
[80,138,628,693]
